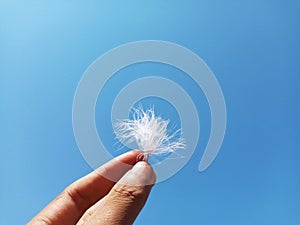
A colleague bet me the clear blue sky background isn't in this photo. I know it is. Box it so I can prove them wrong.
[1,1,299,224]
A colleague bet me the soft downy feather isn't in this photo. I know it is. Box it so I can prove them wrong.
[114,107,186,161]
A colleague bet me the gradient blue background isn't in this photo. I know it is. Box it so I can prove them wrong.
[1,1,299,224]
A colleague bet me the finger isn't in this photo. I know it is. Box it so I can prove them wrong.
[83,161,156,225]
[28,150,141,225]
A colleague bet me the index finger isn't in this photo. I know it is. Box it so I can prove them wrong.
[28,150,141,225]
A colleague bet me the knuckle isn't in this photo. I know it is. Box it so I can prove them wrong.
[32,215,53,225]
[64,186,90,212]
[112,185,147,202]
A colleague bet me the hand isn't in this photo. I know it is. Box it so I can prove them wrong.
[28,150,156,225]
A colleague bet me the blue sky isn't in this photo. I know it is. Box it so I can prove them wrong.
[1,1,299,224]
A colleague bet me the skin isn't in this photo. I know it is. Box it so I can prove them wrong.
[28,150,156,225]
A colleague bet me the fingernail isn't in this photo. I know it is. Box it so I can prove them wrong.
[131,161,149,172]
[120,161,156,186]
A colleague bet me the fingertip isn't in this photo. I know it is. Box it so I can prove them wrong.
[135,161,156,186]
[130,149,143,155]
[119,160,156,186]
[114,149,142,163]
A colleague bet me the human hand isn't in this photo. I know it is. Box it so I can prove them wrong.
[28,150,156,225]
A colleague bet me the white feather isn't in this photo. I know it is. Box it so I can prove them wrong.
[114,108,186,156]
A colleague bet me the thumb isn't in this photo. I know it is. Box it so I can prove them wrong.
[86,161,156,225]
